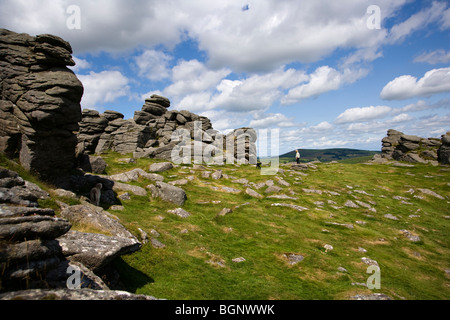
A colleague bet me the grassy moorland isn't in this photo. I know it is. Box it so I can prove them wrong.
[1,152,449,300]
[99,153,449,300]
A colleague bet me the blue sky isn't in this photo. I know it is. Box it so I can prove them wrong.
[1,0,449,154]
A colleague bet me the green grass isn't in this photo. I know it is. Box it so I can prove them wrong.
[2,151,449,300]
[102,155,450,300]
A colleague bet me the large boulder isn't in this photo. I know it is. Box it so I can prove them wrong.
[438,132,450,164]
[57,230,141,271]
[0,29,83,180]
[148,181,187,206]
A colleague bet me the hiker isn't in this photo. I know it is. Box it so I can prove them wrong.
[295,149,300,164]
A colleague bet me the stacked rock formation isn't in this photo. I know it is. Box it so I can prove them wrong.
[438,132,450,164]
[0,167,142,293]
[380,129,443,163]
[0,29,83,180]
[77,94,256,165]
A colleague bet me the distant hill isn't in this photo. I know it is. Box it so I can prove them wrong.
[278,148,380,163]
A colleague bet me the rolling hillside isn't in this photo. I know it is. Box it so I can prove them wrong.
[279,148,380,163]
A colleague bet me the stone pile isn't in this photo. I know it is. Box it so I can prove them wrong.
[380,129,444,164]
[0,29,83,180]
[0,166,142,294]
[77,95,257,165]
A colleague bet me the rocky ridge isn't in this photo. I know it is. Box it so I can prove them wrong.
[0,166,145,297]
[374,129,449,164]
[0,29,83,180]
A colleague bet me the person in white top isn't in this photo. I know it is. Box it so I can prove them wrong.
[295,149,300,164]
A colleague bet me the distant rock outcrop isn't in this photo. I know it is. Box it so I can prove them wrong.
[438,132,450,164]
[380,129,443,164]
[77,95,257,165]
[0,29,83,180]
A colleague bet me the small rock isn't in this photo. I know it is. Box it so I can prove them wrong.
[151,238,165,249]
[245,187,263,199]
[344,200,359,208]
[323,244,333,252]
[384,214,400,220]
[337,267,348,273]
[149,162,173,172]
[217,208,233,217]
[167,208,191,218]
[284,253,304,265]
[361,257,379,267]
[232,257,246,263]
[211,170,223,180]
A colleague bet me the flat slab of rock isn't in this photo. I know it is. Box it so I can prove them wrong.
[271,203,308,212]
[149,162,174,172]
[60,204,138,241]
[148,181,187,206]
[0,216,71,241]
[57,230,141,271]
[109,168,163,183]
[0,288,158,300]
[167,208,191,218]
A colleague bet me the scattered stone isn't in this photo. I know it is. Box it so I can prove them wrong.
[169,179,188,186]
[150,238,166,249]
[211,170,223,180]
[302,188,322,195]
[417,188,445,200]
[232,257,246,263]
[344,200,359,208]
[271,203,308,212]
[337,267,348,273]
[358,247,367,253]
[275,176,290,187]
[118,192,131,201]
[384,214,400,221]
[138,228,148,244]
[265,185,283,194]
[167,208,191,218]
[0,288,158,300]
[399,229,421,242]
[350,293,392,300]
[323,244,333,252]
[245,187,264,199]
[232,178,249,185]
[325,221,354,229]
[149,162,173,172]
[284,253,304,265]
[217,208,233,216]
[267,194,297,200]
[361,257,379,267]
[148,181,187,206]
[113,182,147,196]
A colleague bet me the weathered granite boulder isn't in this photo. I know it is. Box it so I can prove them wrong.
[0,288,158,300]
[438,132,450,164]
[60,204,140,242]
[0,29,83,180]
[380,129,443,163]
[148,181,187,206]
[57,230,141,271]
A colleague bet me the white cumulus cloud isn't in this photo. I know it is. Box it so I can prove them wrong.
[77,70,130,110]
[335,105,392,124]
[380,67,450,100]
